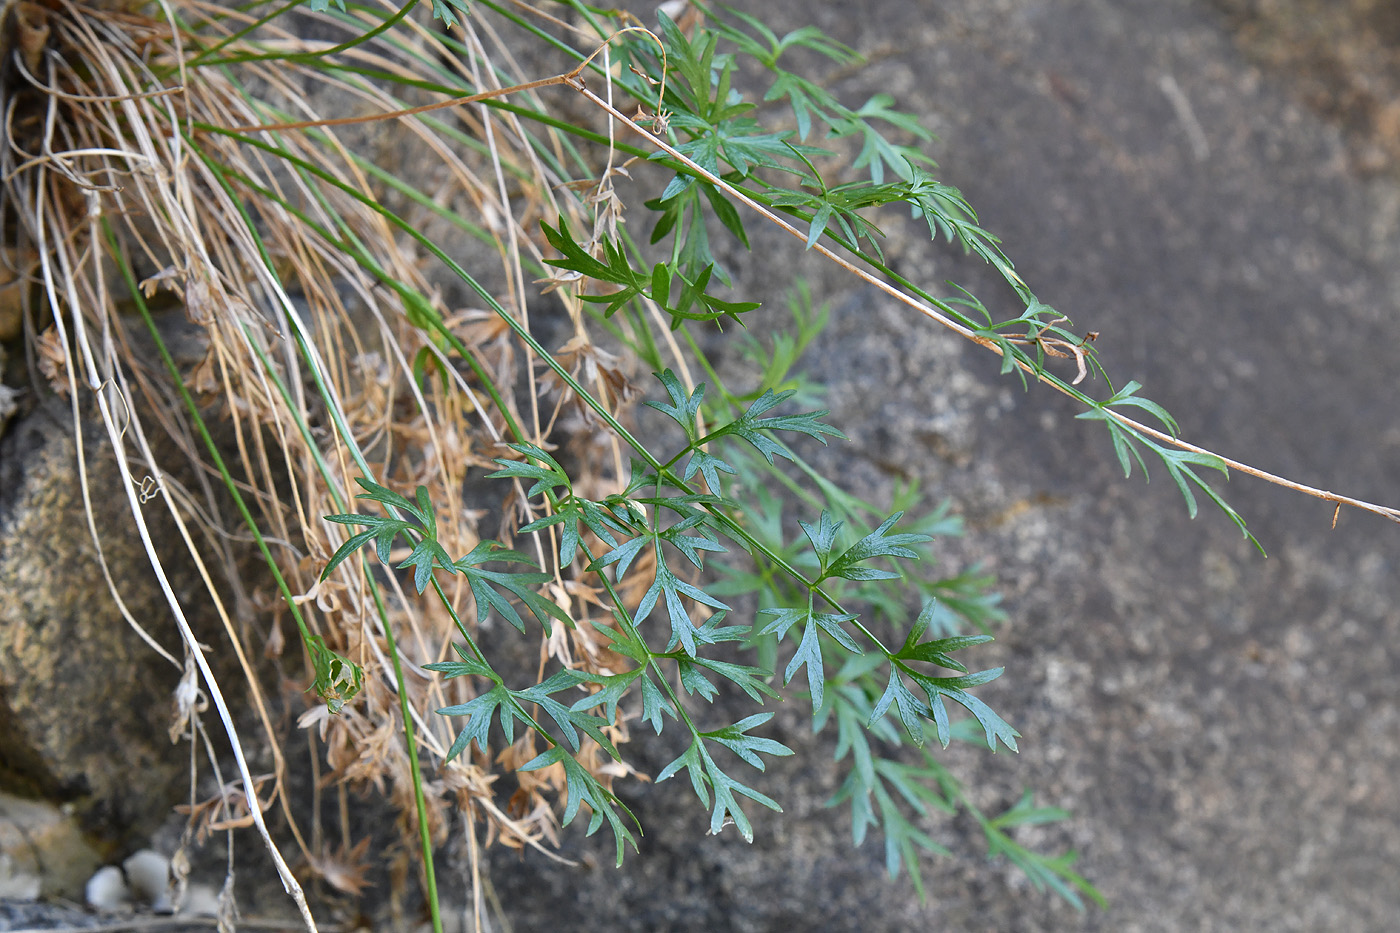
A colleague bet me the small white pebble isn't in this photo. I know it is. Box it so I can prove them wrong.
[179,882,222,917]
[123,849,172,911]
[85,865,131,910]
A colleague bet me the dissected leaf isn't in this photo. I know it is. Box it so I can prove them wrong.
[711,389,845,465]
[514,671,618,758]
[437,685,511,762]
[455,542,571,632]
[322,479,454,594]
[635,553,730,657]
[519,747,640,865]
[823,511,931,583]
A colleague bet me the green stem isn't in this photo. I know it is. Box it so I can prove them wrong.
[185,150,446,933]
[110,226,323,686]
[369,576,443,926]
[196,116,893,651]
[246,329,445,925]
[426,576,555,743]
[174,0,313,73]
[191,0,423,69]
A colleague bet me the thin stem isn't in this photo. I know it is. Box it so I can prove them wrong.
[368,578,443,931]
[568,80,1400,528]
[187,143,446,933]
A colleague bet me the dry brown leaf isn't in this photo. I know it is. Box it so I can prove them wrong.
[12,2,50,76]
[0,247,36,341]
[307,836,375,898]
[175,775,276,845]
[138,266,180,298]
[186,351,220,396]
[34,326,69,395]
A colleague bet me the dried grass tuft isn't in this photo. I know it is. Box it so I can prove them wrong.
[3,0,639,922]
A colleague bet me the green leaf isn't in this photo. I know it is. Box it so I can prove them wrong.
[658,518,726,570]
[656,736,710,805]
[307,635,363,714]
[488,443,571,499]
[714,8,859,69]
[677,660,720,702]
[454,541,571,633]
[825,687,962,899]
[898,636,992,672]
[721,130,797,176]
[767,161,897,257]
[591,531,648,580]
[823,511,931,583]
[658,736,783,843]
[903,667,1019,752]
[1099,379,1180,436]
[990,788,1072,829]
[784,621,827,712]
[895,601,994,672]
[635,553,730,657]
[693,657,778,703]
[869,666,930,745]
[703,713,793,772]
[437,684,512,762]
[875,780,950,899]
[645,369,705,443]
[661,264,763,328]
[830,93,934,184]
[646,188,726,282]
[682,448,738,496]
[830,689,879,795]
[797,510,842,569]
[636,674,674,734]
[322,479,454,594]
[519,746,640,866]
[422,641,494,682]
[571,670,644,725]
[982,794,1106,910]
[710,388,845,467]
[759,603,861,715]
[700,181,750,247]
[427,0,468,27]
[399,534,454,595]
[514,671,618,758]
[541,217,644,287]
[1076,407,1259,549]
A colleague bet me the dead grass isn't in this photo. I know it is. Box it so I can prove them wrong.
[1,0,644,923]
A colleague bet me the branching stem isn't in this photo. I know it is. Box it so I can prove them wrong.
[566,81,1400,529]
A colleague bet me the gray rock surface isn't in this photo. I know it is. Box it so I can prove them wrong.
[487,1,1400,931]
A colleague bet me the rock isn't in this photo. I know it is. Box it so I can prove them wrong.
[0,379,259,853]
[0,409,190,840]
[84,865,129,911]
[0,791,102,901]
[484,1,1400,931]
[122,848,172,912]
[6,2,1400,930]
[178,881,222,917]
[0,854,40,901]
